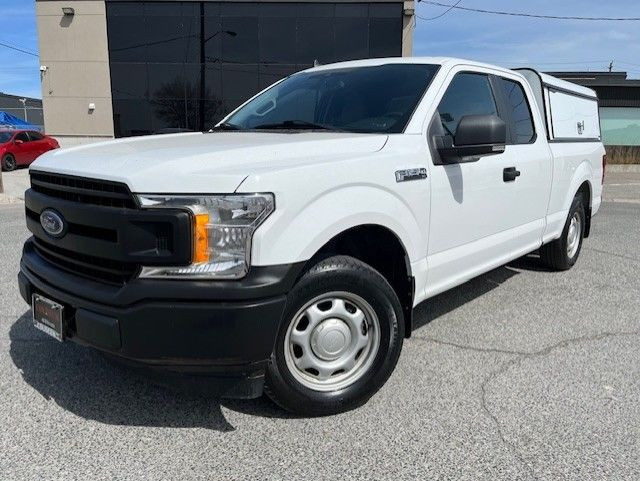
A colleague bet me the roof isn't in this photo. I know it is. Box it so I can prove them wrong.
[303,57,598,98]
[0,92,42,105]
[546,71,640,88]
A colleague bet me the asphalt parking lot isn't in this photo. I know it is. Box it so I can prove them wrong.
[1,175,639,480]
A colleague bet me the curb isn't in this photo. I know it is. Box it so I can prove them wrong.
[607,164,640,173]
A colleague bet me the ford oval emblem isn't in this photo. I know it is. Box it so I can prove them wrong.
[40,209,66,238]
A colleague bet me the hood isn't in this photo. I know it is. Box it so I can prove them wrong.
[31,132,388,193]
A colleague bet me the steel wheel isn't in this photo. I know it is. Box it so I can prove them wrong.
[284,291,380,392]
[566,212,581,259]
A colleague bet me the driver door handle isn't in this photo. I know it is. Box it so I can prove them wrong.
[503,167,521,182]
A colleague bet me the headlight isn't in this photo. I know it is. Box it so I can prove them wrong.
[137,194,274,279]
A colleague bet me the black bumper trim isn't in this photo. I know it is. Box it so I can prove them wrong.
[22,238,305,306]
[18,246,306,398]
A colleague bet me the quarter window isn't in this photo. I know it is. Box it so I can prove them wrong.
[28,131,44,141]
[499,78,535,144]
[437,73,497,137]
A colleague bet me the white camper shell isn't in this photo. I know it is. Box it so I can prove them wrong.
[516,68,601,141]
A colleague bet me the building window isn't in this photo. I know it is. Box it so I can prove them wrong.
[599,107,640,146]
[107,1,403,137]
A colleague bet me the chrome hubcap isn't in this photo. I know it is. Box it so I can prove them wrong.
[284,292,380,392]
[566,213,581,259]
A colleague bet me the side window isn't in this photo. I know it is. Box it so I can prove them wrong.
[15,132,30,142]
[498,78,535,144]
[437,73,497,137]
[28,131,44,141]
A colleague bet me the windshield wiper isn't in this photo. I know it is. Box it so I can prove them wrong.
[210,122,242,131]
[253,120,343,132]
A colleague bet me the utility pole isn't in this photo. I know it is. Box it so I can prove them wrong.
[19,98,28,123]
[608,61,614,73]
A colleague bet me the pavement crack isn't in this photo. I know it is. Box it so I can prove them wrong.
[583,246,640,263]
[415,336,527,356]
[479,330,640,480]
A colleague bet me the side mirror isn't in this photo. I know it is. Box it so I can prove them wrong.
[14,139,24,145]
[436,114,506,163]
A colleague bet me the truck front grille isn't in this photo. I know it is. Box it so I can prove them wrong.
[26,171,191,286]
[32,238,138,285]
[30,171,137,209]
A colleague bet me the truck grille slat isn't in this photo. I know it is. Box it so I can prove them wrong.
[30,171,136,209]
[33,238,138,285]
[28,172,140,285]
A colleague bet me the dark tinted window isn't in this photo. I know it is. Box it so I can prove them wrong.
[0,132,13,143]
[297,17,334,64]
[260,17,296,63]
[499,78,535,144]
[107,2,404,137]
[15,132,30,142]
[369,18,402,57]
[438,73,497,136]
[227,64,439,133]
[28,131,44,141]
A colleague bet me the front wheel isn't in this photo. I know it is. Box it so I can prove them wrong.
[540,193,586,270]
[2,154,16,172]
[265,255,404,415]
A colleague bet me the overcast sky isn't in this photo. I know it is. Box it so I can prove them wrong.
[1,0,639,99]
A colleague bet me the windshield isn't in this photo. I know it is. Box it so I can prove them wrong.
[0,132,13,143]
[224,64,439,134]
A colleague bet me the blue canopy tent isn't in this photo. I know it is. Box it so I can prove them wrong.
[0,111,42,131]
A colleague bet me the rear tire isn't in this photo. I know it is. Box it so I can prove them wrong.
[2,154,16,172]
[540,193,586,270]
[265,255,404,416]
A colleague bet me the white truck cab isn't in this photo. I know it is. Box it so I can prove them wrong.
[20,57,605,415]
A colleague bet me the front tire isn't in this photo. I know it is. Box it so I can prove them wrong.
[540,193,586,270]
[265,255,404,416]
[2,154,16,172]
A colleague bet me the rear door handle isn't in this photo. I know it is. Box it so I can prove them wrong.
[503,167,521,182]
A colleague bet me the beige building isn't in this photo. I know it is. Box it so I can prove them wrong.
[36,0,415,146]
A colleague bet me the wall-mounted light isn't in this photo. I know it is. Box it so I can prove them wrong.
[62,7,75,16]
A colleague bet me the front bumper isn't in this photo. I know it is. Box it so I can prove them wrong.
[19,238,304,398]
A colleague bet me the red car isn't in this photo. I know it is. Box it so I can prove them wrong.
[0,130,59,171]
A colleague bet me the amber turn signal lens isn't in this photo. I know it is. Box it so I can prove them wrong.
[193,213,210,263]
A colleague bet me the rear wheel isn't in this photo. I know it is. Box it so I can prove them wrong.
[540,193,586,270]
[265,255,404,415]
[2,154,16,172]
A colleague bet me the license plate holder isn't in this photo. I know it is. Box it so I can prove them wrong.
[32,294,65,342]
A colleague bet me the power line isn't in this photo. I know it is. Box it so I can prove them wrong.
[416,1,640,21]
[0,41,38,57]
[419,0,463,20]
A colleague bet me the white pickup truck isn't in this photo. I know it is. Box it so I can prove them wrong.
[19,57,605,415]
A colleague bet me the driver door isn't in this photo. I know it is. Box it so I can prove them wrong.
[426,71,521,297]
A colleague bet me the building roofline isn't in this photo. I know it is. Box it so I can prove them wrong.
[546,71,640,87]
[0,93,43,103]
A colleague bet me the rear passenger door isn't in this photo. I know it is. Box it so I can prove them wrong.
[493,75,552,252]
